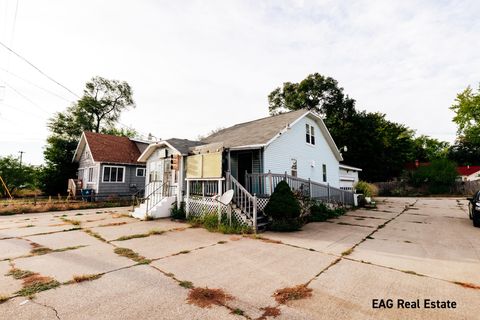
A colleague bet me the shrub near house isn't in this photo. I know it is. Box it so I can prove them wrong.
[264,181,302,231]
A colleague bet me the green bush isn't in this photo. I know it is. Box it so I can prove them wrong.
[264,181,302,232]
[410,159,457,194]
[170,202,186,220]
[308,202,346,222]
[354,181,378,197]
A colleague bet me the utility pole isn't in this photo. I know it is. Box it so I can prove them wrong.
[19,151,25,167]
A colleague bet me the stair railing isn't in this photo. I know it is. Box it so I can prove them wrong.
[225,172,257,231]
[145,181,177,216]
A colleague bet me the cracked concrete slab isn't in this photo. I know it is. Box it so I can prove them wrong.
[25,230,104,250]
[0,224,78,239]
[262,222,371,255]
[32,265,241,320]
[0,260,22,297]
[0,237,33,260]
[153,237,337,319]
[333,215,384,228]
[0,297,59,320]
[111,227,230,259]
[90,219,190,241]
[280,259,480,320]
[13,243,133,283]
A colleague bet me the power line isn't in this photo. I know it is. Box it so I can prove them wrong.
[3,81,51,114]
[10,0,19,45]
[0,40,80,98]
[0,66,73,102]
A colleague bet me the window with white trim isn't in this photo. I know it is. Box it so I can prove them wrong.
[136,168,146,177]
[306,124,315,145]
[87,167,94,182]
[103,166,125,183]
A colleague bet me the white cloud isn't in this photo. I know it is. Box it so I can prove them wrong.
[0,0,479,164]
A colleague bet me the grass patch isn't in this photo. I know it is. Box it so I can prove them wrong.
[54,245,85,252]
[16,275,60,296]
[179,281,194,289]
[72,274,102,283]
[0,200,132,216]
[115,229,164,241]
[231,308,245,316]
[453,281,480,289]
[30,247,53,256]
[99,222,127,227]
[188,214,252,235]
[341,248,353,256]
[187,287,232,308]
[114,247,151,264]
[7,268,35,279]
[62,218,81,226]
[84,229,106,242]
[273,284,313,304]
[259,306,281,319]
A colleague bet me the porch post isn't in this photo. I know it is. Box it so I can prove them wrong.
[186,180,190,217]
[268,170,273,195]
[218,178,223,223]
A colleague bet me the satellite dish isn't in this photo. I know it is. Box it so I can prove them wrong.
[217,190,234,205]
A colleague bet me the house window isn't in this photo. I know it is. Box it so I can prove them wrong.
[291,159,298,177]
[306,124,315,145]
[78,169,84,180]
[87,167,94,182]
[322,164,327,182]
[103,166,125,183]
[136,168,146,177]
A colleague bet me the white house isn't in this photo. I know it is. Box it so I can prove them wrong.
[339,164,362,191]
[134,109,358,229]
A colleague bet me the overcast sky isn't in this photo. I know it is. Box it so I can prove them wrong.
[1,0,479,165]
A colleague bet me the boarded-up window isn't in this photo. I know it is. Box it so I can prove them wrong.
[186,152,222,178]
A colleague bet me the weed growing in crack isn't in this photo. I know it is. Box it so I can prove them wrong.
[16,275,60,296]
[7,268,36,279]
[453,281,480,289]
[72,274,102,283]
[258,306,281,319]
[84,229,106,242]
[187,287,232,308]
[341,248,353,256]
[30,247,53,256]
[179,281,194,289]
[113,247,151,264]
[231,308,245,316]
[0,295,9,304]
[273,284,312,304]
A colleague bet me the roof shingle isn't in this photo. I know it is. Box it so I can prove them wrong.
[84,132,146,164]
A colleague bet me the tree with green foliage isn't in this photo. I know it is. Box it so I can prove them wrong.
[264,181,302,231]
[267,73,451,182]
[41,76,136,195]
[448,84,480,165]
[410,159,458,194]
[412,135,449,162]
[0,156,39,197]
[450,84,480,145]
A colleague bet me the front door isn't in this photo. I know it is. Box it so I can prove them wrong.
[237,152,253,187]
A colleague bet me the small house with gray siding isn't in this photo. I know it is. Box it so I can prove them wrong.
[72,132,149,198]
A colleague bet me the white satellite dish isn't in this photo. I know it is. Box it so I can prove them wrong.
[217,190,234,206]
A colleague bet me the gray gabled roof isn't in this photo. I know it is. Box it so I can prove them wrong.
[202,109,308,148]
[165,138,205,155]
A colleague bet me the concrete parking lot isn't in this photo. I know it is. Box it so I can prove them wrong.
[1,198,479,319]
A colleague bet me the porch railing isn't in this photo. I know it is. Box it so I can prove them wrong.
[245,171,355,206]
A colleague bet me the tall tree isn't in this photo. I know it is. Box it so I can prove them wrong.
[412,135,449,162]
[41,76,136,195]
[450,84,480,144]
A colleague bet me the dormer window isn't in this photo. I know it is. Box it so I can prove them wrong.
[306,124,315,145]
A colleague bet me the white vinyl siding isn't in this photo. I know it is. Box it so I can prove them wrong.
[264,115,340,188]
[103,166,125,183]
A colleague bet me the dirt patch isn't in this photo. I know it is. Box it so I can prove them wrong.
[258,306,281,319]
[186,287,233,308]
[273,284,313,304]
[229,236,242,241]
